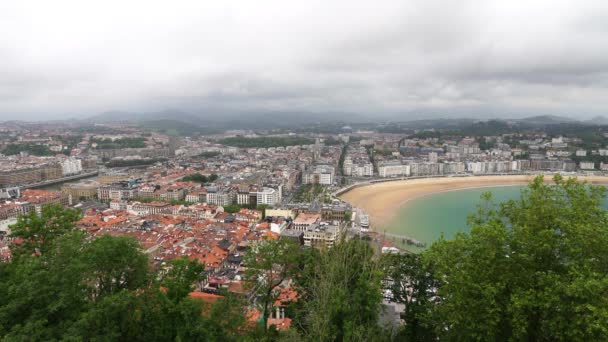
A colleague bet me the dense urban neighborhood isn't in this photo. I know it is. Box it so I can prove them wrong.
[1,117,608,340]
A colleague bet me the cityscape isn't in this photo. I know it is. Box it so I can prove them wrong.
[2,0,608,340]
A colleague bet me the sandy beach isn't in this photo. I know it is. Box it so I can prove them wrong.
[339,175,608,228]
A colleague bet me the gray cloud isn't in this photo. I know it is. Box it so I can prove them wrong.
[1,0,608,120]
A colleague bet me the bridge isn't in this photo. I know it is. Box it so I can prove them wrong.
[18,170,99,190]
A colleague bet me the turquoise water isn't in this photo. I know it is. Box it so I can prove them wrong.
[383,185,608,252]
[381,186,525,252]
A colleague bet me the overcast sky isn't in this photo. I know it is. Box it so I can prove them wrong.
[1,0,608,120]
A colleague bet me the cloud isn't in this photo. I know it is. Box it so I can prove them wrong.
[1,0,608,120]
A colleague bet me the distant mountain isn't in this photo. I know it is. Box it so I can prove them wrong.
[87,110,199,123]
[85,109,368,128]
[584,116,608,125]
[515,115,578,125]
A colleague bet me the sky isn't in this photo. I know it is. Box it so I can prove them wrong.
[1,0,608,120]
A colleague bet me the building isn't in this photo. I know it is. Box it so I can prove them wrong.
[61,180,99,201]
[18,189,70,213]
[575,150,587,157]
[302,165,335,185]
[186,188,208,203]
[266,208,295,218]
[303,222,343,248]
[579,161,595,170]
[0,168,42,187]
[98,183,139,201]
[206,188,235,206]
[378,162,410,177]
[60,157,83,176]
[98,172,130,184]
[255,187,281,206]
[292,213,321,231]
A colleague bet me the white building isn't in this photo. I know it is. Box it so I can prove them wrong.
[61,157,82,176]
[576,150,587,157]
[378,162,410,177]
[352,163,373,177]
[579,161,595,170]
[303,165,335,185]
[255,187,281,206]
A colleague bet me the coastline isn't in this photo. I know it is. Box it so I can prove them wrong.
[339,174,608,229]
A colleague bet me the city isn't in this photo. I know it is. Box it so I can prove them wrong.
[2,0,608,340]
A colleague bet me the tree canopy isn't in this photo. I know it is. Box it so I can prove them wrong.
[393,175,608,341]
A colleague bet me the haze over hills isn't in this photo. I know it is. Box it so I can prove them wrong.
[80,110,608,129]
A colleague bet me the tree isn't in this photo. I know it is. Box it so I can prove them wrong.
[0,231,89,340]
[9,204,82,258]
[224,204,241,214]
[0,205,249,341]
[161,257,205,302]
[423,175,608,340]
[244,238,301,332]
[293,237,386,341]
[82,235,150,301]
[382,253,438,341]
[182,173,209,183]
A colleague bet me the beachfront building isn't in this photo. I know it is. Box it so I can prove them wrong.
[580,161,595,170]
[378,161,410,177]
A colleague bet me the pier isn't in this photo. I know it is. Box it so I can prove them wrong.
[381,232,427,248]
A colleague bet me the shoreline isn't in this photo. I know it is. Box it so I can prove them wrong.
[339,174,608,229]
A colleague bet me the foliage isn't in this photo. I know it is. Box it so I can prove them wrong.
[9,204,82,258]
[421,175,608,340]
[82,235,150,300]
[293,237,386,341]
[223,204,242,214]
[476,136,495,150]
[2,143,53,156]
[105,158,167,167]
[244,239,301,332]
[161,257,205,302]
[0,205,248,341]
[182,172,218,183]
[91,137,146,149]
[382,253,438,341]
[323,137,343,146]
[56,135,83,149]
[219,136,315,148]
[196,151,222,158]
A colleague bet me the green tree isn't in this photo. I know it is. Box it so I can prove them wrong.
[294,237,385,341]
[0,232,88,340]
[245,239,301,332]
[224,204,241,214]
[9,204,82,258]
[82,235,150,301]
[424,175,608,341]
[161,257,205,302]
[0,205,249,341]
[382,253,438,341]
